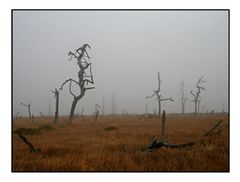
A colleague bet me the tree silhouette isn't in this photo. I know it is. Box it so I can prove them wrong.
[180,81,188,114]
[20,102,31,120]
[52,88,59,124]
[146,72,173,117]
[190,77,206,116]
[60,44,94,123]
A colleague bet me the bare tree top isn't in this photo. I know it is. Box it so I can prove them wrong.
[20,102,30,107]
[146,72,173,102]
[190,77,206,102]
[60,44,95,99]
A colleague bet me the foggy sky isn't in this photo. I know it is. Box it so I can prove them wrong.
[13,10,228,116]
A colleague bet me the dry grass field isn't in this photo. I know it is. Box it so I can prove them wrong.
[12,114,229,171]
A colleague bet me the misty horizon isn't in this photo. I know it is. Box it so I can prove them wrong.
[13,10,228,117]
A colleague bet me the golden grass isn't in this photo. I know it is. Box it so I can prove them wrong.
[13,114,229,171]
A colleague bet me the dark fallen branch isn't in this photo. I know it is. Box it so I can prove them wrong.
[95,110,99,122]
[201,120,223,144]
[146,138,195,151]
[204,120,223,137]
[18,134,41,153]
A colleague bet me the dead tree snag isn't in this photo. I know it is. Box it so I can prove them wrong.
[161,110,166,140]
[95,104,101,122]
[146,72,173,117]
[60,44,94,123]
[20,102,31,120]
[190,77,206,116]
[52,88,59,124]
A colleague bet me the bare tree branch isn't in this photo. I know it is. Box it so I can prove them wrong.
[146,92,156,98]
[191,77,206,116]
[60,78,79,90]
[68,80,77,98]
[190,91,196,97]
[85,87,95,90]
[160,97,174,102]
[146,72,173,117]
[20,102,29,107]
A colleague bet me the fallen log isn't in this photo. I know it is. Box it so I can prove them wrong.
[201,120,223,144]
[143,110,195,152]
[18,134,41,153]
[204,120,222,137]
[146,137,195,151]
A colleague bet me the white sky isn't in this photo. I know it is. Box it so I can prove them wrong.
[13,10,228,116]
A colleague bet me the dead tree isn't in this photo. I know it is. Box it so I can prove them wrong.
[190,77,206,116]
[146,72,173,117]
[161,110,166,140]
[51,88,59,124]
[180,81,187,114]
[95,104,101,122]
[20,102,31,120]
[60,44,94,123]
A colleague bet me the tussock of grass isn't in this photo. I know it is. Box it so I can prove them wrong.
[104,126,118,131]
[13,128,40,135]
[13,124,54,135]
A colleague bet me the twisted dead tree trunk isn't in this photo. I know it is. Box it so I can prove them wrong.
[20,102,31,121]
[146,72,173,118]
[52,88,59,124]
[60,44,94,123]
[190,77,206,116]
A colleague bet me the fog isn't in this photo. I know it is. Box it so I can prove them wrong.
[13,10,228,116]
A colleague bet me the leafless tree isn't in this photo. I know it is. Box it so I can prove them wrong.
[190,77,206,116]
[146,72,173,117]
[60,44,94,123]
[20,102,31,120]
[95,104,101,122]
[51,88,59,124]
[180,81,187,114]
